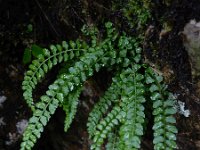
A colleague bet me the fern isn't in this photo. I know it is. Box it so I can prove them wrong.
[145,67,177,149]
[21,22,120,150]
[22,40,88,111]
[20,94,61,150]
[91,105,123,150]
[118,65,146,150]
[88,65,146,150]
[21,20,177,150]
[106,131,120,150]
[62,86,82,132]
[87,74,122,138]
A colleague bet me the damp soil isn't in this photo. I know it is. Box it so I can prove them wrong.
[0,0,200,150]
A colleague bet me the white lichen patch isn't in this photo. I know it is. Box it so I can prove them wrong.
[5,119,28,146]
[0,95,7,108]
[175,100,190,117]
[0,117,6,126]
[16,119,28,134]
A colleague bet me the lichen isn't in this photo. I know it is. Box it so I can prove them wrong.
[0,95,7,108]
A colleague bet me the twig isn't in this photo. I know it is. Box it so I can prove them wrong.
[34,0,60,38]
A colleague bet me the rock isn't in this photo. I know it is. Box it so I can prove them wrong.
[182,19,200,77]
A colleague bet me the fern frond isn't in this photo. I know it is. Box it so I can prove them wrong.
[88,66,145,150]
[118,65,145,150]
[21,74,68,150]
[90,106,123,150]
[145,67,177,150]
[20,93,63,150]
[87,70,125,149]
[20,20,178,150]
[106,131,120,150]
[62,86,82,132]
[22,40,88,111]
[21,33,115,149]
[87,75,121,138]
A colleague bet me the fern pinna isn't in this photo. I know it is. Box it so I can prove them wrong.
[21,22,177,150]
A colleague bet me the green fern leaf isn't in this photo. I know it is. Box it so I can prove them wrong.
[119,66,145,150]
[91,106,123,150]
[145,67,177,150]
[87,75,121,138]
[63,86,82,132]
[22,41,87,111]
